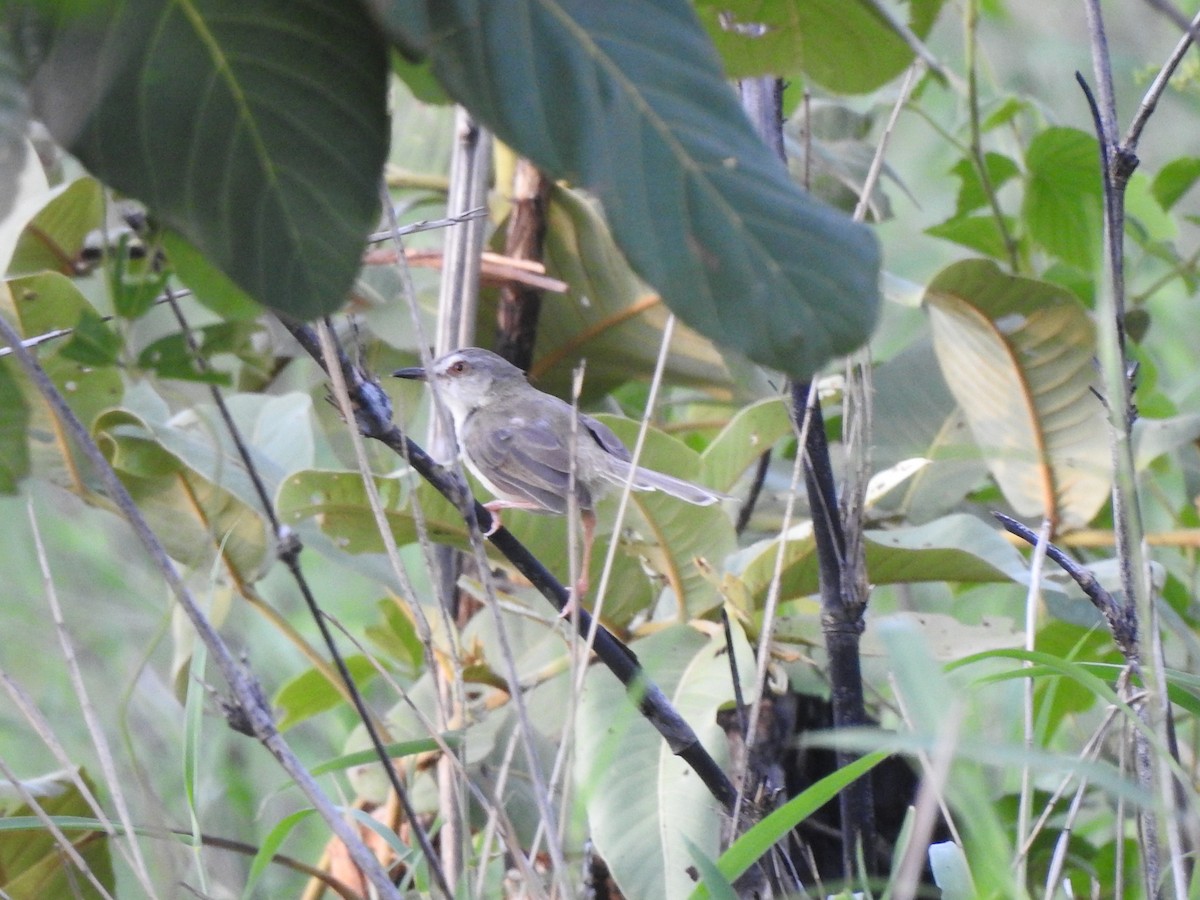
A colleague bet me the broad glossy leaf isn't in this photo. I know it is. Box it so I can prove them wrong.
[595,416,737,620]
[695,0,946,93]
[576,623,755,900]
[380,0,880,381]
[1023,128,1103,272]
[22,0,389,320]
[699,397,792,494]
[924,259,1110,528]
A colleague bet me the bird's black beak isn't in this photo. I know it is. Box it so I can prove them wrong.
[393,366,426,381]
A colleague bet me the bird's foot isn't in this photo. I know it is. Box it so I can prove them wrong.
[480,501,504,536]
[559,576,589,620]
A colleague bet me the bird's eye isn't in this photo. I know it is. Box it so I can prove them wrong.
[449,361,467,375]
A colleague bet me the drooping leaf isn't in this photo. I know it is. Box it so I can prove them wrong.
[923,259,1110,528]
[694,0,946,93]
[926,214,1018,261]
[58,307,121,367]
[380,0,881,381]
[950,152,1020,218]
[1023,128,1103,272]
[136,321,264,385]
[576,623,755,899]
[21,0,390,320]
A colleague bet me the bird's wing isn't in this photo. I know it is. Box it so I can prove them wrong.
[579,413,632,463]
[463,416,587,515]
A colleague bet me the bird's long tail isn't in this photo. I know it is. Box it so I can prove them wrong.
[625,466,730,506]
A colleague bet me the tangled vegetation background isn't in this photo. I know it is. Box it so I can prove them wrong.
[4,0,1200,897]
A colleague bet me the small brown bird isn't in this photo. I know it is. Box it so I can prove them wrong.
[395,348,727,602]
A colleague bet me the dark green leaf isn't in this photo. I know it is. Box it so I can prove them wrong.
[24,0,389,320]
[382,0,880,380]
[1152,156,1200,211]
[1023,127,1103,271]
[59,307,121,366]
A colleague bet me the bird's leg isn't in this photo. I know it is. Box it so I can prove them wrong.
[480,498,543,537]
[562,508,596,619]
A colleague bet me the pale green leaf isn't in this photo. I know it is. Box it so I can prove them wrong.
[924,259,1110,528]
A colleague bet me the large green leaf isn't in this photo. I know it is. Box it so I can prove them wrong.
[695,0,946,93]
[924,259,1110,528]
[576,623,755,899]
[19,0,389,320]
[379,0,880,381]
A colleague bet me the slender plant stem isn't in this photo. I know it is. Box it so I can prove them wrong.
[0,314,404,900]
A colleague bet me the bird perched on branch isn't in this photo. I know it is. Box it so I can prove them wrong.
[395,347,727,606]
